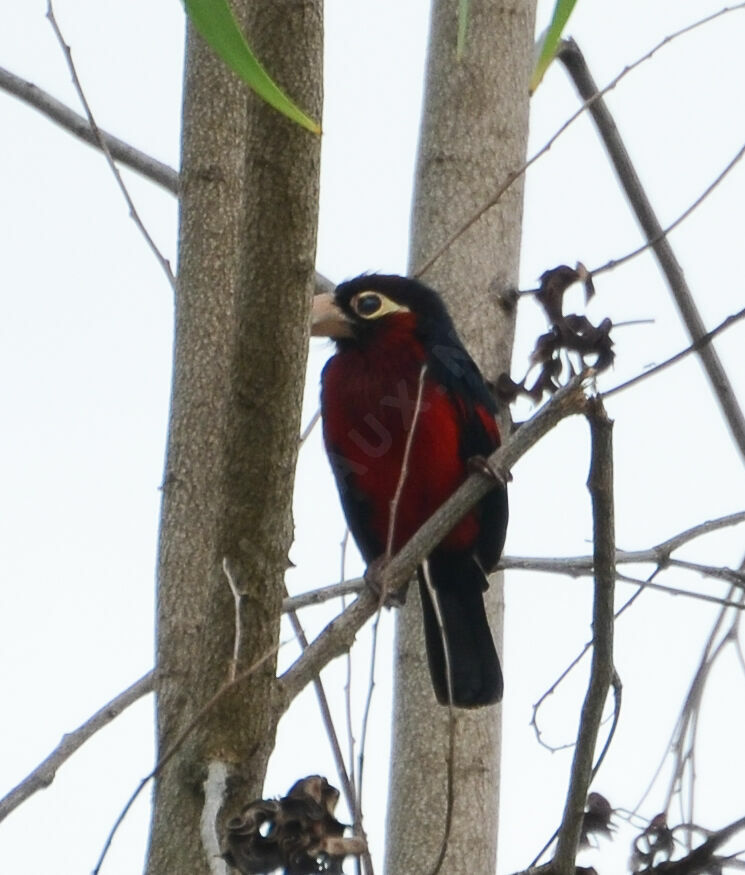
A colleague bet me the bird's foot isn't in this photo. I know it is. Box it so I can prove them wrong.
[467,454,511,485]
[365,556,408,608]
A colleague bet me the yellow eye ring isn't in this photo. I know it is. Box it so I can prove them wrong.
[351,291,410,320]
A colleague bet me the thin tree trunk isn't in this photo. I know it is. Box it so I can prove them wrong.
[385,2,535,873]
[146,4,322,873]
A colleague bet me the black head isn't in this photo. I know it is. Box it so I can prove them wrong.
[311,273,458,346]
[311,273,497,415]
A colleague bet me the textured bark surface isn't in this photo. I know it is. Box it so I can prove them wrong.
[385,2,536,873]
[146,4,322,873]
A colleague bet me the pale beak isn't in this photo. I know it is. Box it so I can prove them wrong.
[311,292,353,338]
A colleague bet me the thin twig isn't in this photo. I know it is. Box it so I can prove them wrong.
[632,583,745,817]
[412,3,745,279]
[530,575,639,755]
[284,595,372,874]
[603,305,745,400]
[590,140,745,279]
[282,509,745,615]
[386,364,428,559]
[299,408,322,446]
[93,645,281,874]
[420,559,457,875]
[662,597,743,818]
[283,579,364,613]
[337,530,363,875]
[359,365,427,873]
[553,398,615,875]
[222,558,243,684]
[0,670,154,823]
[559,36,745,461]
[355,609,380,875]
[46,1,177,291]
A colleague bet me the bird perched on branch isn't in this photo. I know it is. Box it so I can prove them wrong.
[311,274,508,707]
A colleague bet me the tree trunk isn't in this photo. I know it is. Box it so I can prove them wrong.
[146,4,322,873]
[385,2,535,873]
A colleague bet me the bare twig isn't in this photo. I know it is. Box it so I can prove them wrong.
[603,305,745,400]
[420,559,457,875]
[284,595,373,874]
[299,407,322,446]
[591,140,745,279]
[615,572,745,611]
[46,1,177,290]
[0,670,154,823]
[357,365,428,874]
[355,609,380,875]
[283,578,364,613]
[386,365,428,559]
[553,398,615,875]
[558,36,745,461]
[662,593,743,819]
[222,558,243,684]
[282,509,745,615]
[633,581,745,818]
[93,645,280,874]
[0,64,180,192]
[277,374,590,710]
[413,3,745,279]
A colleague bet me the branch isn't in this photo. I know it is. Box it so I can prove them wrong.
[0,66,336,300]
[553,399,615,875]
[558,37,745,462]
[633,581,744,818]
[0,670,154,823]
[93,646,279,874]
[412,3,745,279]
[603,305,745,400]
[284,598,374,875]
[276,373,591,710]
[46,1,177,290]
[0,64,180,193]
[282,510,745,614]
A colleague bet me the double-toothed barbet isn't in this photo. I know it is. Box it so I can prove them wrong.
[311,274,508,707]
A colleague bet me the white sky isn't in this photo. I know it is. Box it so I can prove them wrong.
[1,1,745,873]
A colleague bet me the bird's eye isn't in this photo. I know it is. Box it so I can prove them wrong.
[354,292,383,318]
[349,290,411,320]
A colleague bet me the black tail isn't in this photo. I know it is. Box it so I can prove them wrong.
[417,553,503,707]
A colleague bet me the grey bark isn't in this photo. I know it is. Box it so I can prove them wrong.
[385,2,536,873]
[145,4,322,873]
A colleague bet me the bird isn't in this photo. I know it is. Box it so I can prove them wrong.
[311,273,508,707]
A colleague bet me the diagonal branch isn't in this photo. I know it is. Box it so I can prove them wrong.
[0,66,336,301]
[0,64,180,193]
[0,669,154,823]
[276,373,590,711]
[412,3,745,280]
[558,37,745,462]
[603,305,745,401]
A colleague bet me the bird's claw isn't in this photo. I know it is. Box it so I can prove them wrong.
[365,556,408,608]
[467,454,510,485]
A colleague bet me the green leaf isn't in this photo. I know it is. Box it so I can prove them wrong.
[457,0,470,60]
[530,0,579,93]
[183,0,321,134]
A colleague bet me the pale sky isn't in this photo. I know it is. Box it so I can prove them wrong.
[1,2,744,873]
